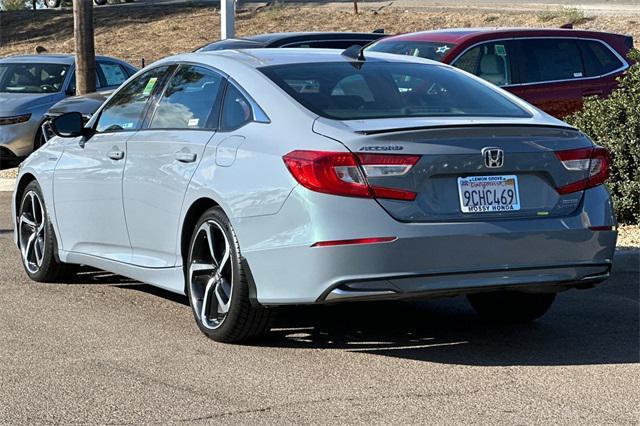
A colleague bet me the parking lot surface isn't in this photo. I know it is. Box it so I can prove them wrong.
[0,191,638,423]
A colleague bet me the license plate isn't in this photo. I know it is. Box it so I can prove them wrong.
[457,175,521,213]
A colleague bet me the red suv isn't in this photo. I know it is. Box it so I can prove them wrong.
[367,28,633,118]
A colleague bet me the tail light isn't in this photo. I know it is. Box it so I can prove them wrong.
[283,150,420,201]
[555,146,611,194]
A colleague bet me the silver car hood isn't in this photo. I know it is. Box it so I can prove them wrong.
[0,92,64,116]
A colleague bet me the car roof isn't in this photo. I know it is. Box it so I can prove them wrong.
[245,31,385,43]
[0,54,132,66]
[167,48,437,69]
[196,32,386,52]
[381,27,629,44]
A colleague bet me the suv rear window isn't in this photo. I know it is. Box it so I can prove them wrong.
[579,40,624,76]
[260,61,530,120]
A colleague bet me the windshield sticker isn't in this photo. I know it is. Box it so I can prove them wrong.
[188,118,199,127]
[143,77,158,96]
[435,45,450,55]
[494,44,507,56]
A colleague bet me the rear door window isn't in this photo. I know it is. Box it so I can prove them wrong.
[578,40,624,77]
[517,38,585,83]
[149,65,224,130]
[98,61,130,88]
[452,41,514,86]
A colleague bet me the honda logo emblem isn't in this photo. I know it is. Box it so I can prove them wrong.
[482,147,504,168]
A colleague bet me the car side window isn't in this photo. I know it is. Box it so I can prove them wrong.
[518,39,584,84]
[579,40,624,77]
[95,66,169,133]
[453,42,513,86]
[98,61,129,88]
[220,83,253,131]
[149,65,224,130]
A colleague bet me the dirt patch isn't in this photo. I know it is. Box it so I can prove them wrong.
[618,225,640,250]
[0,4,637,65]
[0,168,18,179]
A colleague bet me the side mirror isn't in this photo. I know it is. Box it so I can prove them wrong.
[51,112,85,138]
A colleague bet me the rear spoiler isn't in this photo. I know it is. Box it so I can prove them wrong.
[354,123,578,136]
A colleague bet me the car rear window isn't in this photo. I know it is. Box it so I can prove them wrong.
[260,61,530,120]
[366,41,456,61]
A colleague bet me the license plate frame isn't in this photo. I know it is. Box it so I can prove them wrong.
[457,175,521,214]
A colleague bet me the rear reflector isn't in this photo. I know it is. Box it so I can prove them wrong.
[283,150,420,201]
[589,226,615,231]
[555,146,611,194]
[311,237,397,247]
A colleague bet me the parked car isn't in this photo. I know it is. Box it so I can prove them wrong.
[0,54,137,166]
[196,31,387,52]
[45,0,106,7]
[14,48,616,343]
[366,27,633,118]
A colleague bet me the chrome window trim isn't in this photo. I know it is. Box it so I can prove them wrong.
[450,36,630,88]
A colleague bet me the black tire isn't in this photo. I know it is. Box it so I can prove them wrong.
[186,207,273,343]
[467,291,556,323]
[17,181,76,282]
[93,0,107,5]
[44,0,60,7]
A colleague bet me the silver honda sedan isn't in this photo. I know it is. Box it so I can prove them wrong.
[12,48,617,343]
[0,54,136,166]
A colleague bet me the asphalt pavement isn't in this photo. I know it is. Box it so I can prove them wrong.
[0,191,638,423]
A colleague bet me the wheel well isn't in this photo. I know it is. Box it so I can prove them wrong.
[180,197,220,285]
[14,173,37,214]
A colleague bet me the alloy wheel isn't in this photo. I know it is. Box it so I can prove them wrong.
[189,220,233,330]
[19,191,46,274]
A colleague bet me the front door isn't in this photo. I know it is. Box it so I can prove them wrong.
[122,65,225,267]
[53,65,172,262]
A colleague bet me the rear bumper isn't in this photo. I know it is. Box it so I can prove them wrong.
[235,185,617,305]
[321,262,611,303]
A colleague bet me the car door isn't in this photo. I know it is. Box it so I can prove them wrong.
[122,64,225,268]
[53,66,171,262]
[508,38,588,118]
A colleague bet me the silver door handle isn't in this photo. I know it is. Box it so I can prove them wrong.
[107,150,124,160]
[175,151,197,163]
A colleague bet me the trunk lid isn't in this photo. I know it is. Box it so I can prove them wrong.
[314,118,593,222]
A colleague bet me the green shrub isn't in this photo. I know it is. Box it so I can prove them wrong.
[1,0,28,10]
[565,50,640,225]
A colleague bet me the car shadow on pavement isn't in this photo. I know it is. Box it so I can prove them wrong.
[261,296,640,366]
[65,263,639,368]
